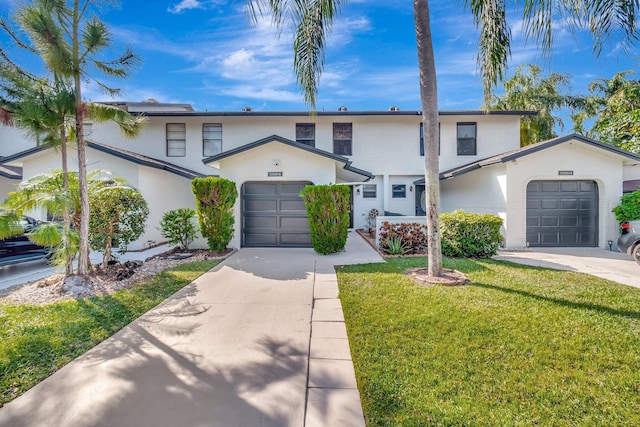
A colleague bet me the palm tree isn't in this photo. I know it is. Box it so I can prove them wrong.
[250,0,639,277]
[1,0,140,278]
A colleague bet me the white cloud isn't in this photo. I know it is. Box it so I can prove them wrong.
[167,0,226,14]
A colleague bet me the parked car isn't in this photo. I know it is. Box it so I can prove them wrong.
[617,220,640,265]
[0,216,50,267]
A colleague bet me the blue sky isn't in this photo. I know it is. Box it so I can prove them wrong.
[1,0,639,127]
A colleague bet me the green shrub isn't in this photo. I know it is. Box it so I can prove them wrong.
[192,177,238,251]
[441,210,503,258]
[159,208,198,250]
[301,185,350,255]
[612,190,640,222]
[89,185,149,267]
[382,236,410,255]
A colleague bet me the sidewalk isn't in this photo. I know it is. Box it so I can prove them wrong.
[0,232,383,427]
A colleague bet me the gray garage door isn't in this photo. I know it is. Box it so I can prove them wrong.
[242,181,312,247]
[526,180,598,247]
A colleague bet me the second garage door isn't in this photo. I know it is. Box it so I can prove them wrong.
[242,181,312,247]
[526,180,598,247]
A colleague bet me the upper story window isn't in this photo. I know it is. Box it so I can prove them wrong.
[419,122,440,156]
[333,123,352,156]
[296,123,315,147]
[167,123,186,157]
[457,122,477,155]
[203,123,222,156]
[392,185,406,198]
[362,184,376,198]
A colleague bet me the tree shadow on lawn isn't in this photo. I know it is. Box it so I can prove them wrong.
[472,281,640,321]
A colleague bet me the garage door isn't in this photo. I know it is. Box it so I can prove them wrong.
[526,180,598,247]
[242,181,312,247]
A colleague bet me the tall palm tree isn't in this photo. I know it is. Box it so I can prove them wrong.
[1,0,140,278]
[250,0,639,277]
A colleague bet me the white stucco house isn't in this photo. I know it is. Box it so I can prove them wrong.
[1,100,640,251]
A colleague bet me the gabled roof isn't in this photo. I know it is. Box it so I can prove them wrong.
[203,134,374,180]
[414,134,640,184]
[0,141,207,180]
[0,164,21,179]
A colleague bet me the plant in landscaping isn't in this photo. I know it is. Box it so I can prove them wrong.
[160,208,199,251]
[89,185,149,268]
[191,177,238,252]
[612,189,640,223]
[382,236,409,255]
[378,221,429,254]
[300,185,350,255]
[440,210,503,258]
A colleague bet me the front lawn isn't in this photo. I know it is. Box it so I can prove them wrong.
[338,257,640,426]
[0,259,220,406]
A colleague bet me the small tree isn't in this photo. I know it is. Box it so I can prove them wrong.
[300,185,350,255]
[160,208,198,251]
[89,185,149,269]
[192,177,238,252]
[612,190,640,223]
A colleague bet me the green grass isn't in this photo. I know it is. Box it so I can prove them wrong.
[0,259,220,406]
[337,257,640,426]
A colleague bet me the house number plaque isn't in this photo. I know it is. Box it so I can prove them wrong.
[268,172,283,177]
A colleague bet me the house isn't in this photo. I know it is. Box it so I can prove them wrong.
[1,100,639,251]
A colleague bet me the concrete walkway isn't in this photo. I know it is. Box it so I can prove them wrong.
[0,232,383,427]
[495,247,640,289]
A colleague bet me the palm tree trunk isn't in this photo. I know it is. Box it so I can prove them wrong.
[414,0,443,277]
[72,0,90,277]
[59,127,73,276]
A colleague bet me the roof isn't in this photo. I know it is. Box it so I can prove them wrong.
[203,134,374,181]
[98,101,194,113]
[414,134,640,183]
[0,164,21,179]
[0,141,207,180]
[141,109,537,118]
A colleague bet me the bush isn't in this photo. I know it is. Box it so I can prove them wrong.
[441,210,503,258]
[89,185,149,267]
[300,185,350,255]
[160,208,198,250]
[378,222,428,254]
[612,190,640,222]
[192,177,238,252]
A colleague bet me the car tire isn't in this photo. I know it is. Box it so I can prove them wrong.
[633,244,640,266]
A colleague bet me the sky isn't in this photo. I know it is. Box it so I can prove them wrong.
[0,0,639,129]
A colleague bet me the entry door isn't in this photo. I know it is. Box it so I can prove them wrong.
[415,184,426,216]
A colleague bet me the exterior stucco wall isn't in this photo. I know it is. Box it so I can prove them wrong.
[0,125,36,157]
[505,142,623,249]
[0,177,19,199]
[218,142,337,248]
[623,163,640,181]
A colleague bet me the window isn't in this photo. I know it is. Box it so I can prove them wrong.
[203,123,222,156]
[362,184,376,198]
[457,122,477,155]
[83,123,93,139]
[167,123,186,157]
[419,122,440,156]
[392,185,406,198]
[333,123,352,155]
[296,123,315,147]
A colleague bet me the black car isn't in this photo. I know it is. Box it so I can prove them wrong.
[0,216,50,267]
[617,220,640,265]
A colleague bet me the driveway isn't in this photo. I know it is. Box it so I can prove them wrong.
[495,247,640,289]
[0,232,383,427]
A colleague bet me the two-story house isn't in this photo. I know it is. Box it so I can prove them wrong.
[2,100,640,251]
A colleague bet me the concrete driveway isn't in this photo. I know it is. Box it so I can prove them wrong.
[495,247,640,289]
[0,232,383,427]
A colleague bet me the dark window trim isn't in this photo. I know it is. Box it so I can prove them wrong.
[166,123,186,157]
[419,122,440,156]
[333,122,352,156]
[296,122,316,147]
[392,184,406,198]
[457,122,477,156]
[202,123,223,157]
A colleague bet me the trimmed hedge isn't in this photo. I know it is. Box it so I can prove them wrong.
[441,210,503,258]
[378,221,428,254]
[192,177,238,251]
[301,185,350,255]
[612,190,640,222]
